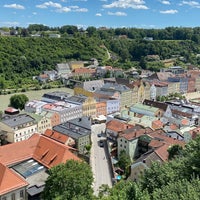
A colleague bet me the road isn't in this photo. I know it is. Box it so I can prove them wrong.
[91,124,113,196]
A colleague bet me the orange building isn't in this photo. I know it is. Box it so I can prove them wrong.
[96,101,107,117]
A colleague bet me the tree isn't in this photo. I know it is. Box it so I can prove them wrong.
[102,180,150,200]
[118,150,131,178]
[168,144,183,160]
[152,178,200,200]
[42,160,94,200]
[9,94,29,110]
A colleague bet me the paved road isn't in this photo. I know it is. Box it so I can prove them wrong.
[90,124,113,196]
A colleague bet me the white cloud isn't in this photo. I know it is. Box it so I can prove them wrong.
[1,21,20,26]
[32,12,37,15]
[103,0,148,9]
[180,1,200,8]
[36,1,62,9]
[57,6,88,13]
[160,9,178,14]
[96,13,102,16]
[160,0,170,5]
[108,11,127,16]
[36,1,88,13]
[4,4,25,9]
[73,8,88,12]
[57,7,71,12]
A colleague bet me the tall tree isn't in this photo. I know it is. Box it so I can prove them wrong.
[42,160,94,200]
[9,94,29,110]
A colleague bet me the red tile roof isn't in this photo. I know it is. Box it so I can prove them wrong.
[0,134,40,166]
[155,144,170,162]
[4,107,19,113]
[0,133,80,168]
[148,131,185,148]
[43,129,69,144]
[0,133,80,196]
[0,163,28,196]
[106,120,134,132]
[33,136,79,168]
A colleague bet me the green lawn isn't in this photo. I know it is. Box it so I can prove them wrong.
[0,87,74,111]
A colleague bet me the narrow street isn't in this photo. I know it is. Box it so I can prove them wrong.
[90,124,113,196]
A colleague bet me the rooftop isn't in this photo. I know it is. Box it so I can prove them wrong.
[53,117,91,139]
[2,114,36,128]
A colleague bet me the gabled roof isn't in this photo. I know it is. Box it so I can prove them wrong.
[1,114,36,128]
[33,136,79,168]
[143,99,168,111]
[43,129,69,144]
[106,119,133,132]
[0,163,28,195]
[120,126,152,141]
[0,133,80,168]
[0,134,40,166]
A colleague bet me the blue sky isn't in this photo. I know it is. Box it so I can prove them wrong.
[1,0,200,29]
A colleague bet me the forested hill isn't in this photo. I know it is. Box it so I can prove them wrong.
[1,25,200,81]
[0,36,107,79]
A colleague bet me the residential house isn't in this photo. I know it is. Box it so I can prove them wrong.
[72,68,95,80]
[129,131,185,181]
[25,112,52,134]
[53,117,91,154]
[187,77,196,93]
[0,114,37,143]
[106,99,120,114]
[37,74,49,83]
[43,129,76,148]
[143,99,168,117]
[42,101,82,123]
[96,66,113,77]
[43,70,57,81]
[151,81,168,97]
[40,111,61,127]
[74,79,104,97]
[130,103,161,117]
[106,119,134,141]
[42,91,72,103]
[180,77,188,93]
[69,61,84,70]
[0,133,80,199]
[95,82,132,109]
[96,101,107,117]
[25,100,48,114]
[56,63,71,77]
[124,79,151,104]
[82,97,96,117]
[117,126,152,161]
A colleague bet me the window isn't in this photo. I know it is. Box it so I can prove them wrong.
[20,190,24,198]
[11,193,15,200]
[2,197,6,200]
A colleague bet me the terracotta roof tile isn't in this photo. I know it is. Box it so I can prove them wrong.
[43,129,69,144]
[155,144,170,161]
[106,120,134,132]
[0,163,28,196]
[33,136,80,168]
[0,134,40,166]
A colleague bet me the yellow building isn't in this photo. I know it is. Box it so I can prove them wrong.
[132,80,151,104]
[74,87,94,97]
[69,61,84,70]
[82,97,97,117]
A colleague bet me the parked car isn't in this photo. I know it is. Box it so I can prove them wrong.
[99,140,104,147]
[97,133,101,137]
